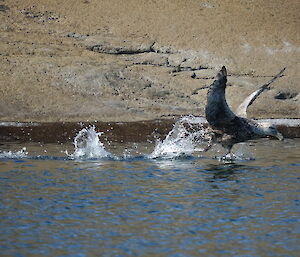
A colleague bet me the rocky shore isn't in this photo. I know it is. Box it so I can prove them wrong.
[0,0,299,122]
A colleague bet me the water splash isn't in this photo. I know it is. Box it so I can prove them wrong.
[216,145,255,162]
[0,147,28,159]
[68,126,113,159]
[148,116,211,159]
[148,115,256,161]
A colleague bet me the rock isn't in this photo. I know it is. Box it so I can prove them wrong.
[84,35,155,54]
[126,52,169,67]
[274,91,298,100]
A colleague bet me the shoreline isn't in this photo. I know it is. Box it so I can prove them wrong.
[1,118,300,143]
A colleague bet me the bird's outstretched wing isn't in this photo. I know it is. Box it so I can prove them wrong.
[236,67,286,118]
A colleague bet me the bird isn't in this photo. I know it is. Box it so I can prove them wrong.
[204,66,285,155]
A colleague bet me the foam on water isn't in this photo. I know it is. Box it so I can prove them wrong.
[0,147,28,159]
[148,115,211,159]
[68,126,113,159]
[215,153,253,162]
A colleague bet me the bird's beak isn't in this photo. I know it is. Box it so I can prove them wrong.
[275,131,284,141]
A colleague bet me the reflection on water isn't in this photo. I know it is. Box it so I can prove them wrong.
[0,139,300,257]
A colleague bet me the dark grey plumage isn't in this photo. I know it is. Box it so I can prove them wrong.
[205,66,283,153]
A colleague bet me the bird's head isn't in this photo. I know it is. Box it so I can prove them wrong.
[256,122,283,140]
[216,66,227,84]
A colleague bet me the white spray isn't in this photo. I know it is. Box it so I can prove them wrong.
[0,147,28,158]
[149,116,211,159]
[69,126,112,159]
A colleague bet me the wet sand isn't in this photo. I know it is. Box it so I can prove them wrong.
[1,118,299,143]
[0,120,175,143]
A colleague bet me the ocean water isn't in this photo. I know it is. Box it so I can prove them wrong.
[0,121,299,257]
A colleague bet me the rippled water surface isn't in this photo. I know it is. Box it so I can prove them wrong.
[1,137,300,257]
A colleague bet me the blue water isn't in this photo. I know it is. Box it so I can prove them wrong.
[0,139,300,257]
